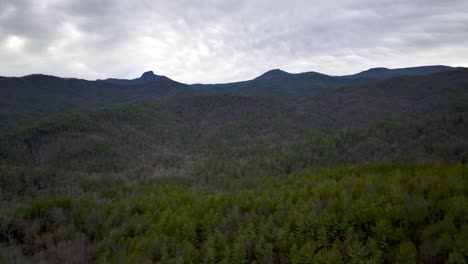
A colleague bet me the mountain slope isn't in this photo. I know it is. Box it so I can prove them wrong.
[2,69,467,183]
[308,68,468,129]
[192,65,459,96]
[0,65,460,129]
[0,72,191,129]
[192,69,368,97]
[350,65,455,79]
[97,70,172,85]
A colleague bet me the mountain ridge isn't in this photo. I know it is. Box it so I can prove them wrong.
[191,65,461,96]
[1,65,461,85]
[0,65,464,129]
[0,71,192,130]
[349,65,456,79]
[97,70,173,85]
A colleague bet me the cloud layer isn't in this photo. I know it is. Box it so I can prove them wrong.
[1,0,467,83]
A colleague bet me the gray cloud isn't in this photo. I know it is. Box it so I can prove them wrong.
[0,0,467,83]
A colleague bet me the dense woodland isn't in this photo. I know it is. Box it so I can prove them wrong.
[2,165,467,263]
[0,67,467,263]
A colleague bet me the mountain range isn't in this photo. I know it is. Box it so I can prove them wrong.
[1,65,467,172]
[0,65,463,129]
[192,65,458,96]
[97,70,173,85]
[1,64,468,263]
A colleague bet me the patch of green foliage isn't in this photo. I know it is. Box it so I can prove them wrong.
[2,164,467,263]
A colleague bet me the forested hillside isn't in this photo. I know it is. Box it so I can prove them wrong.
[1,165,467,263]
[1,66,460,130]
[191,65,458,97]
[0,73,191,130]
[0,67,467,263]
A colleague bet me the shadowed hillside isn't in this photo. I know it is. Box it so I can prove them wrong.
[0,72,191,129]
[0,66,461,129]
[1,69,467,188]
[192,65,459,97]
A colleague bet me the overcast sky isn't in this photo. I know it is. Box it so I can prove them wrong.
[1,0,467,83]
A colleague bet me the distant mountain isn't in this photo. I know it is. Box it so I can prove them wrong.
[308,68,468,129]
[192,65,460,96]
[192,69,363,97]
[97,70,172,85]
[253,69,293,81]
[0,71,191,129]
[2,69,467,175]
[350,65,456,79]
[0,65,462,129]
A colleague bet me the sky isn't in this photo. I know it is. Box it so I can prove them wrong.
[0,0,467,83]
